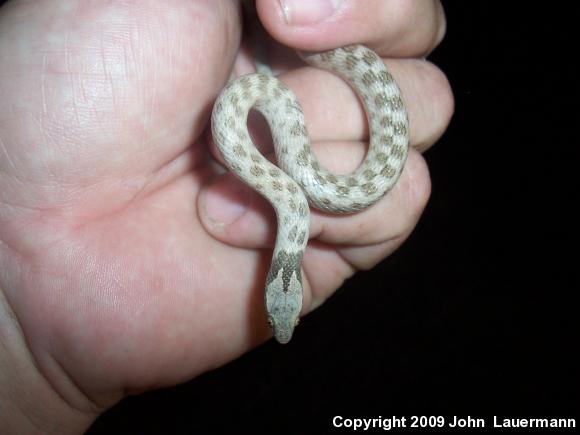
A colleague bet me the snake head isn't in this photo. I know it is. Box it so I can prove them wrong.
[265,263,303,344]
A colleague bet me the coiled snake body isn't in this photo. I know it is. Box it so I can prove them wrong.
[211,18,409,344]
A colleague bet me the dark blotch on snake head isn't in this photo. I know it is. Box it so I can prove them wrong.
[265,251,303,344]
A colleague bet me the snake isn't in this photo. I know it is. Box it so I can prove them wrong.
[211,2,409,344]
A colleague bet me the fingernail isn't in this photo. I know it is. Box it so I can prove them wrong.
[201,177,250,226]
[279,0,343,25]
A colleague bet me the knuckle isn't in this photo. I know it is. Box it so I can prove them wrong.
[432,1,448,50]
[353,153,432,245]
[311,153,431,251]
[343,155,431,267]
[428,65,455,143]
[378,0,446,56]
[397,151,432,231]
[414,61,455,149]
[387,0,419,28]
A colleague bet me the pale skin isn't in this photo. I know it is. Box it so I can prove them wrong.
[0,0,453,433]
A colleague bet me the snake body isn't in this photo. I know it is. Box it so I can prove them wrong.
[212,38,409,343]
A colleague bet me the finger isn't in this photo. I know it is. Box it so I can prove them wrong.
[301,240,355,310]
[309,148,431,246]
[283,58,454,153]
[302,237,407,309]
[209,57,454,169]
[198,148,430,249]
[256,0,446,57]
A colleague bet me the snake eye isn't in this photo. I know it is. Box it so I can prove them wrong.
[267,317,274,328]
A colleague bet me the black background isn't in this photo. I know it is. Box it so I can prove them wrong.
[85,2,578,434]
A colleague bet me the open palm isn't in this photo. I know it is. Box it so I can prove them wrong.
[0,0,269,408]
[0,0,448,425]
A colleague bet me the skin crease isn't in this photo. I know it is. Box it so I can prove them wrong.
[0,0,452,432]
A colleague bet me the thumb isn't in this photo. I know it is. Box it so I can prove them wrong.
[272,0,343,27]
[197,172,278,250]
[255,0,349,50]
[255,0,444,56]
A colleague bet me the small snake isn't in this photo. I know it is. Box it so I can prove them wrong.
[211,5,409,344]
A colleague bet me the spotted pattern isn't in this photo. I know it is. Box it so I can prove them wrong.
[211,43,409,343]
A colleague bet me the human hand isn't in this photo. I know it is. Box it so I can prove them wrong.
[0,0,452,432]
